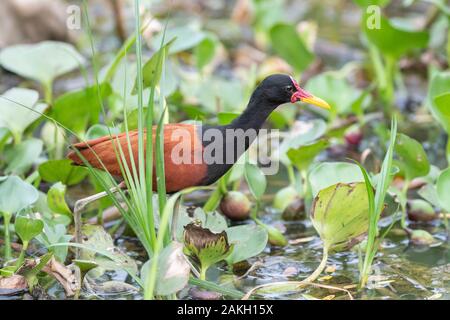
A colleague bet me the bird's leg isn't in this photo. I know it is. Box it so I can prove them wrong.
[73,182,126,259]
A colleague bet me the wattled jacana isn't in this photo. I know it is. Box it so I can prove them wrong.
[68,74,330,193]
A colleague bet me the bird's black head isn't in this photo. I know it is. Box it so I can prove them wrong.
[255,74,330,110]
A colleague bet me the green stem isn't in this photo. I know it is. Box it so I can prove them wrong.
[302,245,329,283]
[2,212,12,261]
[400,179,410,229]
[15,241,28,269]
[200,266,208,281]
[203,187,223,213]
[44,81,53,104]
[446,137,450,166]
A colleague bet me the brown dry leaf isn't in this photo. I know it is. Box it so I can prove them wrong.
[24,257,79,297]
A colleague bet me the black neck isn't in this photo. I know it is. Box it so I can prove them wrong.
[200,90,277,186]
[228,88,275,132]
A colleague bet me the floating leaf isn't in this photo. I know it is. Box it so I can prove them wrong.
[269,23,314,72]
[14,216,44,243]
[0,176,39,215]
[184,223,233,279]
[287,140,329,172]
[363,12,429,58]
[225,224,268,264]
[4,139,43,175]
[52,83,112,135]
[309,162,364,197]
[47,183,72,217]
[39,159,88,186]
[0,41,84,85]
[427,71,450,132]
[437,168,450,212]
[0,88,47,140]
[395,133,430,180]
[311,182,369,252]
[141,242,190,296]
[244,163,267,199]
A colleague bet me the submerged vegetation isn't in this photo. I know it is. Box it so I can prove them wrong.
[0,0,449,300]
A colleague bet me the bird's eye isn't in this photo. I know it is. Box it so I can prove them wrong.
[285,85,293,92]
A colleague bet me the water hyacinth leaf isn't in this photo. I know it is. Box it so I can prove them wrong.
[52,83,112,135]
[309,162,364,197]
[353,0,390,7]
[225,224,268,264]
[138,38,175,90]
[0,88,47,139]
[184,223,233,278]
[287,140,329,171]
[395,133,430,180]
[0,41,84,85]
[175,206,228,240]
[4,139,43,175]
[151,25,206,54]
[86,124,120,140]
[269,23,314,72]
[418,183,440,208]
[0,176,39,215]
[141,242,191,296]
[195,34,218,70]
[81,225,138,274]
[38,159,88,186]
[244,163,267,199]
[437,168,450,212]
[311,182,369,252]
[36,222,72,262]
[14,216,44,243]
[273,186,298,212]
[305,72,362,116]
[363,12,429,58]
[427,72,450,132]
[47,183,72,217]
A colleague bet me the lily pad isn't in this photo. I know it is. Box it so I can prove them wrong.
[225,224,268,264]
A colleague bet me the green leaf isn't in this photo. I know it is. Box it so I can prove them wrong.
[353,0,390,7]
[437,168,450,212]
[139,38,175,90]
[0,41,84,85]
[14,216,44,243]
[4,139,43,175]
[287,139,329,171]
[427,71,450,132]
[195,35,217,70]
[305,72,363,116]
[0,88,47,139]
[38,159,88,186]
[309,162,364,197]
[0,176,38,215]
[363,12,429,58]
[47,183,72,217]
[269,23,314,72]
[217,112,240,125]
[395,133,430,180]
[244,163,267,200]
[141,242,190,296]
[225,224,268,264]
[52,83,112,135]
[86,124,120,140]
[151,26,206,54]
[311,182,369,252]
